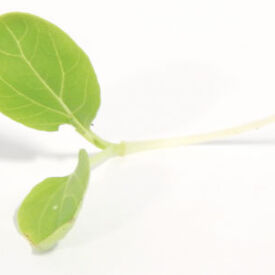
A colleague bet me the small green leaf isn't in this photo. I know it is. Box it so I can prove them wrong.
[0,12,100,132]
[17,149,90,251]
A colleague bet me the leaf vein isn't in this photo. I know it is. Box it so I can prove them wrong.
[73,74,89,113]
[0,76,69,118]
[14,110,47,121]
[2,102,33,112]
[29,24,40,61]
[0,48,20,57]
[48,32,65,98]
[66,50,81,74]
[19,18,29,42]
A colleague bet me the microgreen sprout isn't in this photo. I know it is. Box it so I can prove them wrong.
[0,12,274,251]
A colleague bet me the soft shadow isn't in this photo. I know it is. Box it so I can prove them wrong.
[0,134,76,161]
[202,138,275,146]
[1,132,275,162]
[0,134,38,160]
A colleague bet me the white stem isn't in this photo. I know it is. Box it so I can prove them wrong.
[122,114,275,155]
[89,145,118,168]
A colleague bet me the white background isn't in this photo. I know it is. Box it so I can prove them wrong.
[1,0,275,274]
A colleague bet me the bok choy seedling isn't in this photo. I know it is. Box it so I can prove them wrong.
[0,12,274,251]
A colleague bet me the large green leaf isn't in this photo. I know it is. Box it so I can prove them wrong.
[17,149,90,251]
[0,12,100,132]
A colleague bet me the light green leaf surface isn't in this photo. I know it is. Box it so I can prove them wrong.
[0,12,100,131]
[17,149,90,251]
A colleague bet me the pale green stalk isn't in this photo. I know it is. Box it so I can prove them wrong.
[90,114,275,167]
[121,114,275,154]
[77,128,114,149]
[89,145,120,168]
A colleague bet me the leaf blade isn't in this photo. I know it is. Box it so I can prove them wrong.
[0,12,100,131]
[17,149,90,251]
